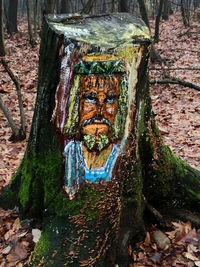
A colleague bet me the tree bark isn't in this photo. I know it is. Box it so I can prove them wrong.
[0,13,200,267]
[0,0,5,56]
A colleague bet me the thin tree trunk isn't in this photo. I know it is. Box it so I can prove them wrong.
[137,0,150,29]
[0,0,5,56]
[119,0,128,12]
[26,0,36,46]
[6,0,18,35]
[44,0,56,14]
[81,0,96,14]
[162,0,169,20]
[112,0,118,12]
[181,0,189,26]
[60,0,70,13]
[137,0,161,62]
[154,0,164,43]
[33,0,38,39]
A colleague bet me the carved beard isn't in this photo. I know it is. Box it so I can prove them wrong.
[83,134,109,151]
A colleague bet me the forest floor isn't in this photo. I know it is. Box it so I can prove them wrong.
[0,12,200,266]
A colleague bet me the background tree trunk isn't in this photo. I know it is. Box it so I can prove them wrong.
[26,0,36,46]
[154,0,164,43]
[162,0,169,20]
[181,0,190,26]
[0,0,5,56]
[6,0,18,35]
[119,0,128,12]
[81,0,96,14]
[137,0,150,29]
[60,0,70,13]
[0,13,200,267]
[44,0,56,14]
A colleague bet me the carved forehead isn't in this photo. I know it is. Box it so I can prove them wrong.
[80,75,120,93]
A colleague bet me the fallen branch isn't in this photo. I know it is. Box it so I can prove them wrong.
[0,96,20,138]
[1,59,26,138]
[157,48,200,53]
[150,77,200,91]
[150,67,200,71]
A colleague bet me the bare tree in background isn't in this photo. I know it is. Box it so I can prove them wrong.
[154,0,164,43]
[6,0,18,35]
[0,0,5,56]
[26,0,37,46]
[181,0,191,26]
[44,0,56,14]
[119,0,128,12]
[60,0,70,13]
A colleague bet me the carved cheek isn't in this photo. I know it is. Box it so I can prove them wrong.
[81,102,97,120]
[106,107,115,114]
[104,105,115,123]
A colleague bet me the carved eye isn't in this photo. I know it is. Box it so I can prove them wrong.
[105,92,116,104]
[84,92,97,103]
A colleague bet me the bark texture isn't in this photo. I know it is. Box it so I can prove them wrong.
[0,13,200,267]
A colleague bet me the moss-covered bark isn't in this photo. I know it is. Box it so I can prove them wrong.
[0,13,200,267]
[135,46,200,212]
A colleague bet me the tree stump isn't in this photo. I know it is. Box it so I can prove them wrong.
[1,13,200,266]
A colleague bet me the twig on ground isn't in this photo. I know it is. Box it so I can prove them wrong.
[150,67,200,71]
[150,76,200,91]
[0,96,20,138]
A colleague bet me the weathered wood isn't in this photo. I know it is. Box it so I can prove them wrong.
[0,13,200,267]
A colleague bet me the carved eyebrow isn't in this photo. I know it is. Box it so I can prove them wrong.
[83,92,98,103]
[107,92,117,96]
[83,92,97,98]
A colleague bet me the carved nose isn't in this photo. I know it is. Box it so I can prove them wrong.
[97,102,104,115]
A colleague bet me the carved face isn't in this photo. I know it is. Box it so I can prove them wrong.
[79,75,120,149]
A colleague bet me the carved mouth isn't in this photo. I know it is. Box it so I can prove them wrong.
[82,117,111,127]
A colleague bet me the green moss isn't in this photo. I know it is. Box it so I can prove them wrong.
[18,152,35,208]
[187,189,200,200]
[33,232,50,258]
[18,150,63,215]
[54,185,104,218]
[162,144,188,178]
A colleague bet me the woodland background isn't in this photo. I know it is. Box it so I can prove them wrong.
[0,0,200,266]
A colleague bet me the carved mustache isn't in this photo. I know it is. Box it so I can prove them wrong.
[81,115,111,128]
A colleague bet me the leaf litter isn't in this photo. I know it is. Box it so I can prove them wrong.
[0,12,200,266]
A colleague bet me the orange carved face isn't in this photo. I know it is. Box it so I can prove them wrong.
[79,75,120,136]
